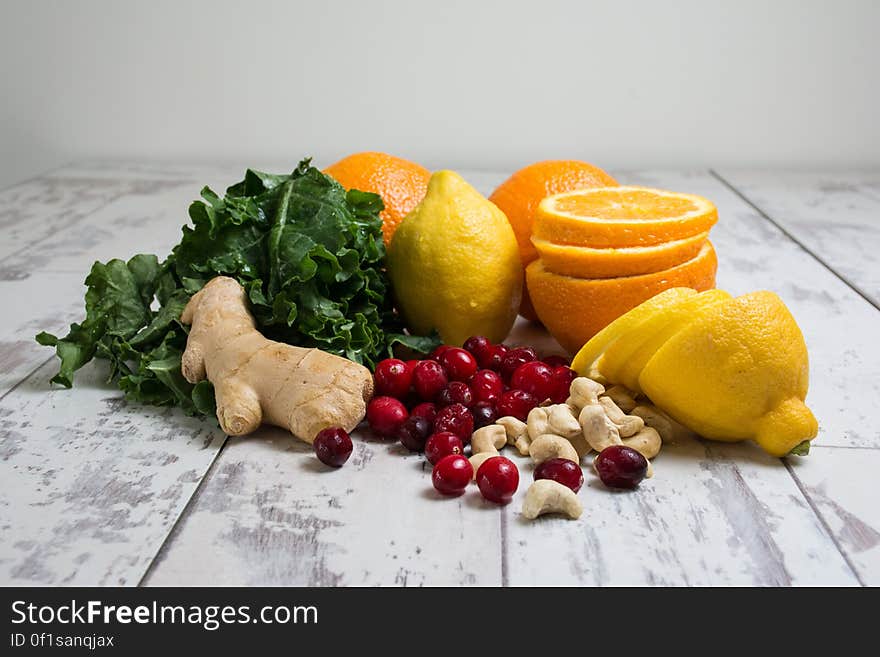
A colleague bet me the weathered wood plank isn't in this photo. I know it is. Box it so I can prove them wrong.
[713,169,880,307]
[141,427,502,587]
[0,163,239,585]
[786,446,880,586]
[503,439,857,586]
[0,360,225,585]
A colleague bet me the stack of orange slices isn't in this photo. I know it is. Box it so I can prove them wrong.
[526,187,720,353]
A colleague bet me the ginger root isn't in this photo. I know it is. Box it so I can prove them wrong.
[180,276,374,443]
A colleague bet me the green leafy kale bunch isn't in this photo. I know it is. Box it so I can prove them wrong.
[37,159,438,414]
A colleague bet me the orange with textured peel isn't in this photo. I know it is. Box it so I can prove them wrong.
[534,186,718,249]
[532,231,709,279]
[527,241,718,353]
[488,160,618,320]
[324,152,430,245]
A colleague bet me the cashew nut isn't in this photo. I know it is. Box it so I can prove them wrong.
[471,425,507,454]
[496,416,528,449]
[527,406,551,440]
[566,377,605,409]
[631,404,695,444]
[529,434,580,464]
[603,385,638,413]
[579,403,622,451]
[469,451,499,480]
[547,404,582,439]
[522,480,583,520]
[598,397,644,438]
[513,436,531,456]
[622,426,662,459]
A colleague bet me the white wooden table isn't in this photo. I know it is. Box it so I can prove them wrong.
[1,162,877,587]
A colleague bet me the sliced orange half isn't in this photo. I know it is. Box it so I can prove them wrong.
[534,186,718,248]
[532,231,708,279]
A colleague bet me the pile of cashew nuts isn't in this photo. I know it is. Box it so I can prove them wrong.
[468,377,694,521]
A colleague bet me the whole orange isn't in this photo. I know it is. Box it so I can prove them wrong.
[489,160,618,320]
[324,152,431,245]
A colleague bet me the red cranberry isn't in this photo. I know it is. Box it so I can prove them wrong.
[484,343,509,371]
[425,431,464,465]
[313,427,353,467]
[433,403,474,442]
[430,344,453,361]
[476,456,519,504]
[510,361,556,400]
[500,347,537,381]
[438,347,478,382]
[471,402,498,429]
[534,457,583,492]
[543,354,570,368]
[410,402,438,428]
[595,445,648,489]
[432,454,473,496]
[396,415,432,452]
[405,359,420,377]
[436,381,473,407]
[462,335,494,367]
[469,369,503,405]
[550,366,578,403]
[496,389,538,421]
[412,360,448,401]
[367,396,408,436]
[373,358,413,399]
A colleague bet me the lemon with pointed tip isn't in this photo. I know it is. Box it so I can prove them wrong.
[638,291,817,456]
[387,171,523,345]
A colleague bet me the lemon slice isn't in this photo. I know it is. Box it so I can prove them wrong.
[609,289,732,392]
[570,287,697,375]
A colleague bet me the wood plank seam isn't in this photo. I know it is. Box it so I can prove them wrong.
[783,460,865,586]
[137,434,230,586]
[0,355,54,403]
[709,169,880,313]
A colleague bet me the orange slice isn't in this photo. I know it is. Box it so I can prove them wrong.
[531,231,708,279]
[527,241,718,354]
[534,186,718,248]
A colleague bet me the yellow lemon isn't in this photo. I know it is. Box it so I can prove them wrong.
[639,291,817,456]
[387,170,522,345]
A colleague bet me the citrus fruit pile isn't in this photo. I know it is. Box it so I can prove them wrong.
[527,186,720,353]
[572,288,818,456]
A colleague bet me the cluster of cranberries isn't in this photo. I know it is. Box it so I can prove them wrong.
[360,336,581,501]
[313,336,650,494]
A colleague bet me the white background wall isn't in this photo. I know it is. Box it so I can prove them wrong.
[1,0,878,189]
